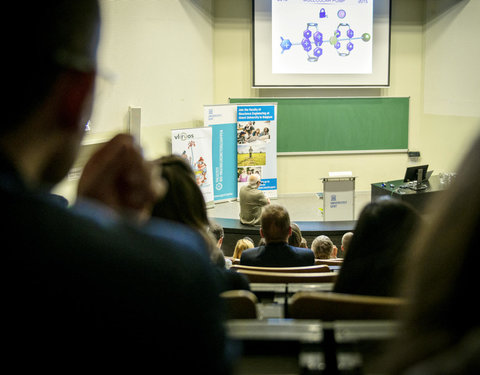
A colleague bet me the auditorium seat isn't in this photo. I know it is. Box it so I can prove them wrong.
[288,291,405,320]
[230,264,331,273]
[220,290,258,319]
[314,258,343,266]
[235,270,338,284]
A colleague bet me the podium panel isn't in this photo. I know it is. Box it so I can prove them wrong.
[323,177,355,221]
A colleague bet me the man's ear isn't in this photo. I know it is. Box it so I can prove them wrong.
[57,70,96,133]
[260,228,264,238]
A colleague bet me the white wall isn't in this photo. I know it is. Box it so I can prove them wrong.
[54,0,215,201]
[424,0,480,118]
[419,0,480,174]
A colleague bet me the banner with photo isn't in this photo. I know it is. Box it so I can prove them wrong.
[237,103,278,198]
[171,127,214,205]
[204,104,238,202]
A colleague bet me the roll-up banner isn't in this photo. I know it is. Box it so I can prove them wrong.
[236,103,278,199]
[171,127,214,206]
[203,104,238,202]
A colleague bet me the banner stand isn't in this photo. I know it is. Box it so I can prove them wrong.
[236,103,278,199]
[204,104,239,203]
[171,127,215,207]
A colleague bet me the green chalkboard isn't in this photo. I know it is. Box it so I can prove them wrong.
[229,97,409,154]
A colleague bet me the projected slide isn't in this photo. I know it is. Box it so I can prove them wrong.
[272,0,373,75]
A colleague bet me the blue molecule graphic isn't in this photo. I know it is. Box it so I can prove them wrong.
[347,42,354,51]
[302,38,312,52]
[303,29,312,39]
[313,47,323,57]
[337,9,346,19]
[347,29,354,38]
[280,37,292,53]
[313,31,323,46]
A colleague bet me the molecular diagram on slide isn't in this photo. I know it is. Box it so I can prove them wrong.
[279,7,371,62]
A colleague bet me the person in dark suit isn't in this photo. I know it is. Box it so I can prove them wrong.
[240,204,315,267]
[0,2,229,373]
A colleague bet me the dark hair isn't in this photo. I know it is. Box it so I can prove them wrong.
[333,196,421,297]
[150,155,222,263]
[2,1,100,133]
[209,221,224,242]
[151,155,209,232]
[288,222,302,247]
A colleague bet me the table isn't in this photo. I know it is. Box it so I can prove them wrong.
[226,319,399,374]
[371,175,448,213]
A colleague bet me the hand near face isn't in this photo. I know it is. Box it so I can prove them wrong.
[77,134,166,219]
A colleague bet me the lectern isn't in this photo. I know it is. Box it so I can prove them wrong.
[322,172,356,221]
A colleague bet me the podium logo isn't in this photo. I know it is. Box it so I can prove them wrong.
[174,132,194,141]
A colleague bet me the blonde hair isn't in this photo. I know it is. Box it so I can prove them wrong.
[311,235,334,259]
[233,238,254,259]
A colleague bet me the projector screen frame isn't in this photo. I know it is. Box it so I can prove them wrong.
[252,0,392,88]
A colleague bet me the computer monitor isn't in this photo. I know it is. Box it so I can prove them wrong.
[403,165,429,183]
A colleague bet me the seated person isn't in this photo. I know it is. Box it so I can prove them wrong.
[311,235,337,259]
[341,231,354,256]
[333,196,421,297]
[239,174,270,226]
[240,204,315,267]
[377,133,480,375]
[151,155,250,292]
[289,222,308,248]
[232,238,254,260]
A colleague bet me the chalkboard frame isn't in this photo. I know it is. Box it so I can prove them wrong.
[230,97,409,155]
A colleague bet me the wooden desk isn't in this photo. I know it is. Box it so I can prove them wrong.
[371,175,447,213]
[226,319,399,375]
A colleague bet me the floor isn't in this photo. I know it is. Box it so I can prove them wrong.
[207,190,371,222]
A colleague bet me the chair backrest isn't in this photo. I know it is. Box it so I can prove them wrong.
[230,264,331,273]
[289,291,405,320]
[220,290,258,319]
[236,270,338,284]
[315,258,343,266]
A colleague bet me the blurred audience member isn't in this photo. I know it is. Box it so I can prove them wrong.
[341,231,354,256]
[209,221,225,250]
[333,197,421,297]
[151,155,249,291]
[289,222,308,248]
[0,1,228,372]
[375,133,480,375]
[150,155,220,261]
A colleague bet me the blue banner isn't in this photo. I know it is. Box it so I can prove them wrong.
[237,103,278,199]
[204,104,238,201]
